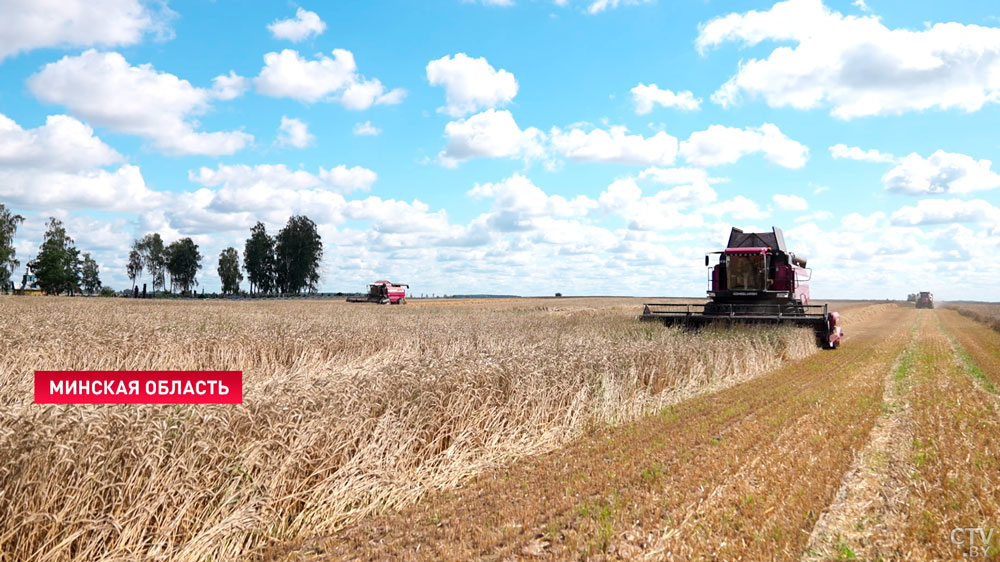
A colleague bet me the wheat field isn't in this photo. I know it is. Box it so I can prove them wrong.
[0,296,820,561]
[944,301,1000,332]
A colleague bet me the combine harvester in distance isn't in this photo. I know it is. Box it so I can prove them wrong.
[347,280,409,304]
[641,226,844,349]
[13,266,43,296]
[915,291,934,309]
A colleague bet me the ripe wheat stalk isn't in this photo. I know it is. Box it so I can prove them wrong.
[0,297,817,561]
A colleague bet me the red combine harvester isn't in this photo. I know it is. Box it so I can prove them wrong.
[641,226,844,349]
[915,291,934,309]
[347,280,409,304]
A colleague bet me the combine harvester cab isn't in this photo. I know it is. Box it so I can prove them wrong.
[915,291,934,309]
[347,281,409,304]
[641,227,844,349]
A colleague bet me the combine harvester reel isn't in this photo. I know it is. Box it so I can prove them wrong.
[641,227,843,349]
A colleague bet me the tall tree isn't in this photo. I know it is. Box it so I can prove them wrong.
[81,253,102,294]
[29,218,81,295]
[217,247,242,295]
[126,245,143,291]
[0,203,25,293]
[164,238,201,294]
[137,233,166,292]
[243,222,276,295]
[275,215,322,294]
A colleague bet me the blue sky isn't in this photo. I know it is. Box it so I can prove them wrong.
[1,0,999,299]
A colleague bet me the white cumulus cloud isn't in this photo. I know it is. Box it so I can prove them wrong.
[211,71,250,101]
[637,166,722,187]
[631,83,701,114]
[319,165,378,193]
[276,117,314,148]
[598,170,717,231]
[254,48,406,108]
[883,150,1000,195]
[439,109,546,167]
[344,197,454,235]
[0,112,161,211]
[468,173,597,232]
[191,163,377,199]
[680,123,808,168]
[829,144,896,163]
[0,113,122,170]
[699,0,1000,118]
[427,53,519,117]
[795,210,833,222]
[267,8,326,42]
[352,121,381,136]
[191,164,323,192]
[586,0,653,14]
[472,0,654,14]
[550,125,678,166]
[704,195,770,219]
[165,164,389,238]
[840,211,885,231]
[28,50,252,156]
[773,194,808,211]
[890,199,1000,226]
[0,0,171,61]
[1,165,156,213]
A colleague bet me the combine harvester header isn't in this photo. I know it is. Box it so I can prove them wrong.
[642,226,843,349]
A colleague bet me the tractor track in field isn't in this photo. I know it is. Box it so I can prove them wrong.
[804,309,1000,561]
[273,305,1000,561]
[894,310,1000,560]
[801,317,920,561]
[938,310,1000,400]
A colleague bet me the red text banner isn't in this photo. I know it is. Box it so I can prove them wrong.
[34,371,243,404]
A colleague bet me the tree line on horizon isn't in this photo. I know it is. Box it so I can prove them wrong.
[1,204,102,295]
[0,201,323,297]
[126,216,323,296]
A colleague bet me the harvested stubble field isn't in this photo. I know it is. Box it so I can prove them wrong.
[2,296,821,561]
[3,297,997,562]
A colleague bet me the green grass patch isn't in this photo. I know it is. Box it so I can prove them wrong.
[894,346,915,386]
[937,320,998,394]
[953,345,997,394]
[575,492,624,553]
[834,537,857,560]
[640,462,666,484]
